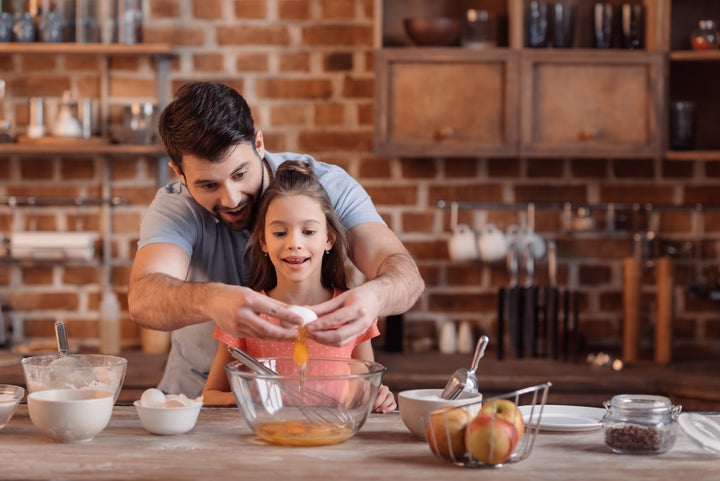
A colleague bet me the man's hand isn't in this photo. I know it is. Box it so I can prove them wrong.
[129,243,306,340]
[207,284,303,341]
[306,284,380,346]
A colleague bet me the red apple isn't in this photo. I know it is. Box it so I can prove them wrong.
[425,408,469,460]
[479,399,525,439]
[465,414,519,465]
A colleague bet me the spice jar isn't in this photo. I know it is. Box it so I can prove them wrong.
[691,19,720,50]
[602,395,681,455]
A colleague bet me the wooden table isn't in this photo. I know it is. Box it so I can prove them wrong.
[1,405,718,480]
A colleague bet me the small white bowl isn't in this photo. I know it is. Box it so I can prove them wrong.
[0,384,25,430]
[28,389,114,443]
[134,400,202,435]
[398,388,483,438]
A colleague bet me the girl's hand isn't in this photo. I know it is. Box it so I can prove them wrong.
[372,384,396,413]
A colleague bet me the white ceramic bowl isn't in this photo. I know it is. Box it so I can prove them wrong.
[0,384,25,430]
[21,354,127,402]
[27,389,114,443]
[398,388,483,438]
[134,400,202,435]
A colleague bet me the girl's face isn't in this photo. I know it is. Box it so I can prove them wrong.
[261,194,334,286]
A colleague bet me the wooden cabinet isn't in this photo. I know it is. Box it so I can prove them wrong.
[374,0,671,159]
[520,50,664,158]
[665,0,720,161]
[375,48,519,157]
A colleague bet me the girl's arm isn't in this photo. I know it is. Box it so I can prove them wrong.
[352,340,396,413]
[202,342,236,406]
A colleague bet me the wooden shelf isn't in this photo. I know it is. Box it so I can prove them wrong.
[669,50,720,62]
[665,150,720,161]
[0,143,167,156]
[0,43,175,57]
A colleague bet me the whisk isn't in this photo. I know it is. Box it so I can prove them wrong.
[227,346,354,428]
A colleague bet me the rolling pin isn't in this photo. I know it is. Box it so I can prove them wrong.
[655,257,674,363]
[623,257,641,362]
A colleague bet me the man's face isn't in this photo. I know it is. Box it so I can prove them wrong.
[172,138,266,231]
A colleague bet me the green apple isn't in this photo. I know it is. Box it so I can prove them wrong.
[425,408,469,460]
[465,414,519,465]
[479,398,525,439]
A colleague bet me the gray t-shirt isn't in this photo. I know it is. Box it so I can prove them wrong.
[137,151,383,397]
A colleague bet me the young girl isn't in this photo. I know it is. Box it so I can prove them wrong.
[203,160,396,412]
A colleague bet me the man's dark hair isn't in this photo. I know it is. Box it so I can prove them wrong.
[158,82,256,170]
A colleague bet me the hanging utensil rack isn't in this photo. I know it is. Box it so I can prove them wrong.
[0,196,127,207]
[436,200,720,212]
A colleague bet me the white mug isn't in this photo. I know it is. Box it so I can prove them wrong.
[448,224,479,261]
[477,223,508,262]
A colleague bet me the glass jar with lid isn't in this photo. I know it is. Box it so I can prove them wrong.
[602,394,681,455]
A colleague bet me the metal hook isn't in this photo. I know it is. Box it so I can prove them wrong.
[524,240,535,287]
[507,240,519,287]
[547,240,557,288]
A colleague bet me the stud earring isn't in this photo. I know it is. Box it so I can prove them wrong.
[325,249,330,255]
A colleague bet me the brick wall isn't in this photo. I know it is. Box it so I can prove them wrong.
[1,0,719,361]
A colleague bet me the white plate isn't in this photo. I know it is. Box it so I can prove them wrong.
[520,405,606,432]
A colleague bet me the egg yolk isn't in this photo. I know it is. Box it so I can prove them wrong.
[255,420,353,446]
[293,326,309,367]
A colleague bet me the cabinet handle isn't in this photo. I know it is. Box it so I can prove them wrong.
[434,126,455,141]
[578,128,599,142]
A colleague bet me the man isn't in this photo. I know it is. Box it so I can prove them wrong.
[128,82,424,396]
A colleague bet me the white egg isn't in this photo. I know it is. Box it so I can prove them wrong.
[162,399,185,408]
[288,305,317,326]
[165,393,191,406]
[140,388,166,407]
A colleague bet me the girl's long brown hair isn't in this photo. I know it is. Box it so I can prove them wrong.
[249,160,350,293]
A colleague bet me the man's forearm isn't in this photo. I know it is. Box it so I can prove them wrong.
[366,252,424,316]
[128,273,216,331]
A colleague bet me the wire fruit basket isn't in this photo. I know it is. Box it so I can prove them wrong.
[424,382,552,468]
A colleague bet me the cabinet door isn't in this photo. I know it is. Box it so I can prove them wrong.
[520,50,664,158]
[375,48,520,157]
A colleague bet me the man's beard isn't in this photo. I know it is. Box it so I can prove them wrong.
[212,153,267,232]
[215,199,258,232]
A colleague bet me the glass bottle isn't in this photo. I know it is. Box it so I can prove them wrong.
[11,0,35,43]
[76,0,99,43]
[0,5,12,42]
[114,0,142,44]
[602,394,681,455]
[38,0,64,42]
[691,19,720,50]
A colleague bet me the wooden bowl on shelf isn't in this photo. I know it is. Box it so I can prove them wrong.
[403,17,461,47]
